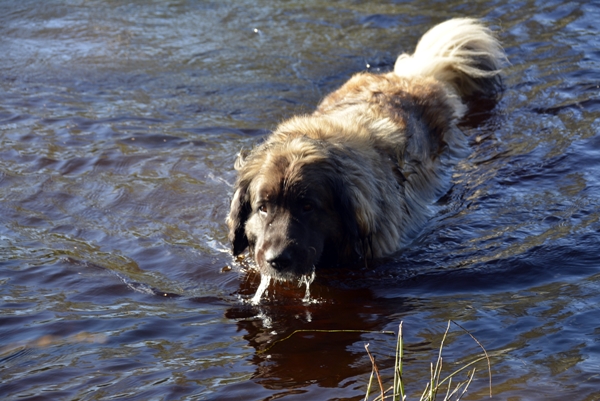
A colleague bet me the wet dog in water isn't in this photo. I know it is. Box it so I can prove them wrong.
[227,18,505,284]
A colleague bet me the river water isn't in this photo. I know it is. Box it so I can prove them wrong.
[1,1,599,400]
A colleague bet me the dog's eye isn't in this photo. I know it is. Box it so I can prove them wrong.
[302,203,313,212]
[258,205,268,215]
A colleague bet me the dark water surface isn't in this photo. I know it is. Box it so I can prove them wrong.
[1,1,600,400]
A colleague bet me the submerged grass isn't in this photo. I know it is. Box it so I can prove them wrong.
[364,321,492,401]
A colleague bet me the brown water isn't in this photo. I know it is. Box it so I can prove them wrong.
[1,1,600,400]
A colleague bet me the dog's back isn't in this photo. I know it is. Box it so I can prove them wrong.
[316,18,505,142]
[307,18,506,250]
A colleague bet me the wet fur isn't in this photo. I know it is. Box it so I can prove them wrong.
[227,18,506,281]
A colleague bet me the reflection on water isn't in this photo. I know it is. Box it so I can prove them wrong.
[1,0,600,400]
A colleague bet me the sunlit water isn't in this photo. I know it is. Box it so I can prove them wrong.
[1,1,600,400]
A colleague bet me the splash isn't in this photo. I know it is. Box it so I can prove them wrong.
[249,270,317,305]
[250,274,271,305]
[300,270,317,304]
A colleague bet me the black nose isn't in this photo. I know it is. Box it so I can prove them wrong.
[266,250,293,271]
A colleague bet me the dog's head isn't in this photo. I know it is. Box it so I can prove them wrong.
[227,135,364,281]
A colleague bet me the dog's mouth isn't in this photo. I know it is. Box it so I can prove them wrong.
[258,258,315,284]
[255,244,318,282]
[246,243,319,304]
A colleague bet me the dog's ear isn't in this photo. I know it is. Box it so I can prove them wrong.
[331,177,367,260]
[227,183,251,256]
[234,148,250,171]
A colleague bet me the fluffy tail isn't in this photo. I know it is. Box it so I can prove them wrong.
[394,18,506,101]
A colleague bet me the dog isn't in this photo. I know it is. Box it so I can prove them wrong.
[227,18,506,283]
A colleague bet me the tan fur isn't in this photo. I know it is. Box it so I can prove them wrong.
[227,18,505,281]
